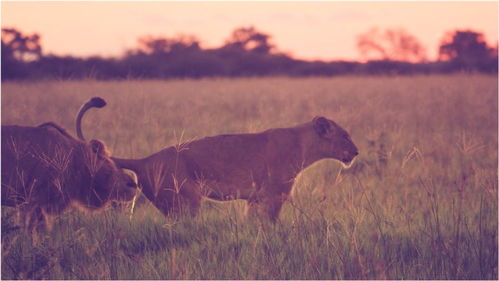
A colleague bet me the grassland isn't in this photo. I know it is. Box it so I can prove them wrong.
[1,75,498,279]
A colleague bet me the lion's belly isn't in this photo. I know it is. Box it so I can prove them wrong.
[201,180,259,201]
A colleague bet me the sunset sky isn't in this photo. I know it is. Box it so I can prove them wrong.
[2,1,497,61]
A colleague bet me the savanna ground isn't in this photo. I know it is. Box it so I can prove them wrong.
[1,75,497,279]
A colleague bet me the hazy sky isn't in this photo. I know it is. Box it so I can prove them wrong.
[2,1,497,61]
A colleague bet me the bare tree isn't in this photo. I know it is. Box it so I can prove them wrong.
[357,27,427,62]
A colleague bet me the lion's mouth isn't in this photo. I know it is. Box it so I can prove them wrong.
[116,187,138,201]
[341,157,356,169]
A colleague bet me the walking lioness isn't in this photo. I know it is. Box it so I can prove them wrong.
[77,99,358,221]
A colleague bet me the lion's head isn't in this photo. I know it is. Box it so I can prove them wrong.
[312,116,358,168]
[74,139,138,209]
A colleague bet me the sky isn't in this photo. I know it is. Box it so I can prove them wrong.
[2,1,497,61]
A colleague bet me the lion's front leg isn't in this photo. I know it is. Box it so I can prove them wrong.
[246,189,291,222]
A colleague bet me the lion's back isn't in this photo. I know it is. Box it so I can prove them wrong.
[1,125,77,206]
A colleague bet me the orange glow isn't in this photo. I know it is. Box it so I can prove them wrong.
[2,2,497,61]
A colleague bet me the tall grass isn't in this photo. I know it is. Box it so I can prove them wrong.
[2,75,497,279]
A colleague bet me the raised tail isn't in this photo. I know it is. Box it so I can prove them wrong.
[75,97,107,141]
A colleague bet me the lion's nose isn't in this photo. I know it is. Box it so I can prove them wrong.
[344,150,358,157]
[127,181,137,189]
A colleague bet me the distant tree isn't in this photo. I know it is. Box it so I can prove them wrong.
[2,27,43,79]
[134,34,200,55]
[357,27,427,62]
[2,27,42,61]
[438,30,497,65]
[223,26,275,54]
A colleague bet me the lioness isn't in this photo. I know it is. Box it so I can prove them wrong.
[78,98,358,221]
[1,98,137,230]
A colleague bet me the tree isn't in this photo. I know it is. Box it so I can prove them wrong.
[2,27,43,80]
[134,34,200,55]
[2,27,42,61]
[357,27,427,62]
[223,26,275,54]
[438,30,497,64]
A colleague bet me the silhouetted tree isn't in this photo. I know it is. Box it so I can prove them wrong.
[438,30,497,71]
[2,27,43,80]
[134,34,200,55]
[357,27,427,62]
[2,28,42,61]
[223,26,275,54]
[122,34,227,78]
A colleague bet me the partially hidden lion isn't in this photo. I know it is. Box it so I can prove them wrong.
[1,98,138,230]
[77,98,358,221]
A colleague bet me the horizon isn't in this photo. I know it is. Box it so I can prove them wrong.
[2,1,497,61]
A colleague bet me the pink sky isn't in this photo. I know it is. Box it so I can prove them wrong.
[2,1,497,61]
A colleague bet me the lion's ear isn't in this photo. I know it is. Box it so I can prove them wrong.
[89,140,110,157]
[313,116,332,137]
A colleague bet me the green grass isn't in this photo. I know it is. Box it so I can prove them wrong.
[2,75,497,279]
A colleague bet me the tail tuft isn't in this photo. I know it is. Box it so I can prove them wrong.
[90,97,106,108]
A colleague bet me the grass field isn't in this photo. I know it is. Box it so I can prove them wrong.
[1,75,498,279]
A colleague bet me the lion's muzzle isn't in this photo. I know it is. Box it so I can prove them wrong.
[341,150,358,169]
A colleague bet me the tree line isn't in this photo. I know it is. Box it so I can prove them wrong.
[2,26,497,80]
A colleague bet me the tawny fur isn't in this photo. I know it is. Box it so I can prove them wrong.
[77,98,358,221]
[2,118,137,231]
[117,120,357,221]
